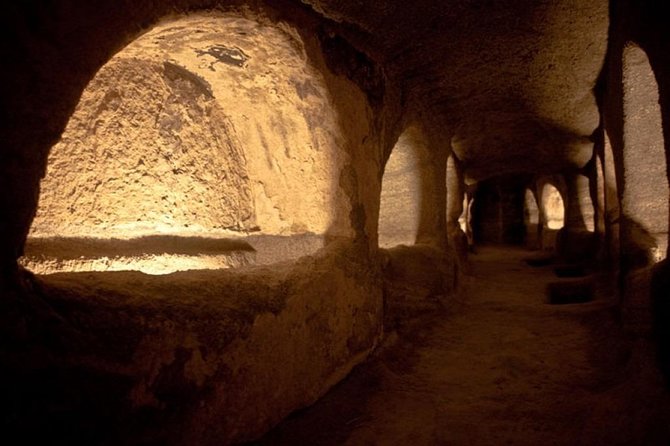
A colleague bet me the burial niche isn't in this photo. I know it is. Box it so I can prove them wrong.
[22,13,346,275]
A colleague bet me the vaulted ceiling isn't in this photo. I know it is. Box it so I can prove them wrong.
[306,0,610,180]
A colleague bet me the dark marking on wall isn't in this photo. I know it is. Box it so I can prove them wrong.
[195,45,250,70]
[256,122,273,169]
[163,61,214,99]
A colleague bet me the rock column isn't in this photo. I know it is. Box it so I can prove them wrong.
[446,154,469,262]
[558,171,596,261]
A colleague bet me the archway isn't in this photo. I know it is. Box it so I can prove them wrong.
[21,13,349,274]
[378,128,425,248]
[539,181,565,250]
[471,175,529,245]
[619,43,669,266]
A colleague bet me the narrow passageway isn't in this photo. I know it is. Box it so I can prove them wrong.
[258,246,670,445]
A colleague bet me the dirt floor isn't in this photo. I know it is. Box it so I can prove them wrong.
[255,245,670,445]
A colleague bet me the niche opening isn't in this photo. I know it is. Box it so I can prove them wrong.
[22,13,348,275]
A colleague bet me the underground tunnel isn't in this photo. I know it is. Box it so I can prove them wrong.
[2,0,670,445]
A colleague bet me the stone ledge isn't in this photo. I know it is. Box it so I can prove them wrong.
[0,242,383,445]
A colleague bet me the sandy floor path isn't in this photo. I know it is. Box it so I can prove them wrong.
[257,246,670,445]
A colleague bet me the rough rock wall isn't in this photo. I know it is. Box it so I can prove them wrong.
[0,0,613,262]
[524,188,541,249]
[602,0,670,338]
[31,56,254,237]
[604,3,669,270]
[623,0,670,389]
[5,243,383,445]
[1,5,395,445]
[376,121,449,250]
[378,130,424,247]
[133,15,351,236]
[1,1,386,264]
[619,44,668,263]
[31,14,351,238]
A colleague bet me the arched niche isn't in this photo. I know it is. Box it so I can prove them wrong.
[471,174,528,245]
[459,194,470,234]
[446,154,466,233]
[537,180,565,251]
[619,42,669,265]
[541,183,565,230]
[21,13,351,274]
[378,127,428,248]
[0,5,386,445]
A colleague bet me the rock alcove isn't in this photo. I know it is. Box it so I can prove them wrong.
[22,13,350,275]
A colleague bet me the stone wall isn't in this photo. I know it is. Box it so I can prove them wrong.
[378,129,424,247]
[602,0,670,336]
[3,242,383,445]
[30,14,351,239]
[3,0,664,441]
[0,4,399,444]
[32,56,255,237]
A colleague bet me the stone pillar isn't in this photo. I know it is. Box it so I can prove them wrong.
[564,172,592,231]
[415,133,448,249]
[524,188,541,250]
[0,167,42,277]
[0,134,53,287]
[446,154,468,260]
[593,149,607,263]
[603,133,621,271]
[558,171,596,262]
[464,185,477,250]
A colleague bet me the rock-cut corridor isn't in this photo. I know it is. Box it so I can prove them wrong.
[3,1,670,444]
[259,246,670,445]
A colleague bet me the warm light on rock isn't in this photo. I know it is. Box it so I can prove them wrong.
[378,130,423,247]
[24,13,350,274]
[3,1,670,445]
[542,183,565,230]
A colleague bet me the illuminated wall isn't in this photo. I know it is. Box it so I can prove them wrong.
[541,183,565,230]
[378,131,423,247]
[30,13,349,240]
